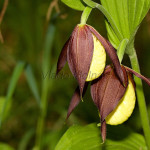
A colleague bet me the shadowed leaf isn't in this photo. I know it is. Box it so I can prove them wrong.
[55,123,147,150]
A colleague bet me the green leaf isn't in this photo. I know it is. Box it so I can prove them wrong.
[55,123,147,150]
[100,0,150,49]
[0,62,25,126]
[0,97,12,121]
[61,0,85,11]
[0,143,15,150]
[43,129,66,150]
[18,129,34,150]
[117,39,129,62]
[25,65,41,107]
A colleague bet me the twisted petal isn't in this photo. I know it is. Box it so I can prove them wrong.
[125,67,150,86]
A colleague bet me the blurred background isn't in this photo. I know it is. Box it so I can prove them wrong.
[0,0,150,149]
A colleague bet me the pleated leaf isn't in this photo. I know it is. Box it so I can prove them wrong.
[55,123,147,150]
[100,0,150,49]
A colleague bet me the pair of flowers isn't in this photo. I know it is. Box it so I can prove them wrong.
[56,24,150,142]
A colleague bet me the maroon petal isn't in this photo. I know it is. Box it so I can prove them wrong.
[91,66,128,122]
[101,120,106,143]
[66,83,88,120]
[56,38,70,75]
[125,67,150,86]
[67,25,94,95]
[87,25,125,86]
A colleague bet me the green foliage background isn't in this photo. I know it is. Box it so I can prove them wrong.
[0,0,150,149]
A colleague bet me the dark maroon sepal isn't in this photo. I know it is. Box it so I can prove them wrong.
[91,65,128,122]
[66,83,88,120]
[91,66,128,142]
[56,38,70,75]
[101,120,106,143]
[67,25,94,96]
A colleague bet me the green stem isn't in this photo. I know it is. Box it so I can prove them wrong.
[83,0,123,41]
[129,47,150,150]
[35,80,49,150]
[117,39,128,63]
[35,24,56,150]
[80,6,92,25]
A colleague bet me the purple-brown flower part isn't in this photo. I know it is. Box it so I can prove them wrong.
[91,65,128,121]
[57,24,126,97]
[91,65,150,142]
[67,25,94,95]
[66,82,89,120]
[91,65,128,142]
[57,25,94,96]
[125,67,150,86]
[56,38,70,75]
[87,26,125,86]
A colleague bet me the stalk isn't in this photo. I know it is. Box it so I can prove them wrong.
[83,0,123,41]
[80,6,92,25]
[129,47,150,150]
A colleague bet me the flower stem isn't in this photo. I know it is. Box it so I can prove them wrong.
[83,0,123,41]
[80,6,92,25]
[129,47,150,150]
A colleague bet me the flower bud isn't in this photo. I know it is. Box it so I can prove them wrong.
[105,75,136,125]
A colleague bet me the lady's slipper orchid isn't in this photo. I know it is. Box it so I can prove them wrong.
[57,24,150,143]
[66,65,150,142]
[57,24,125,96]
